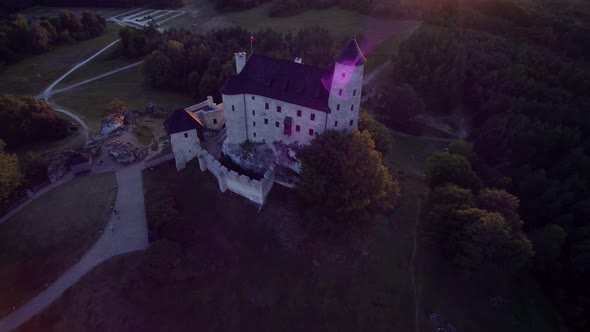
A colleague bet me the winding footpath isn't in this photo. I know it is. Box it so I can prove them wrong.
[0,39,149,332]
[411,199,422,332]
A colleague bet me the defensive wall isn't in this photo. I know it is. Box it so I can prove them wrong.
[194,143,275,205]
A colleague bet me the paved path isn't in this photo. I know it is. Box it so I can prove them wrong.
[35,38,123,145]
[0,165,149,332]
[40,39,121,98]
[38,61,144,99]
[410,198,422,332]
[0,36,150,331]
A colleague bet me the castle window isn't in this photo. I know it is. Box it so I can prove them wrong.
[308,129,314,136]
[310,113,315,121]
[297,110,302,117]
[184,133,188,138]
[335,121,338,127]
[349,120,354,126]
[253,121,256,127]
[265,103,269,110]
[264,119,268,125]
[252,110,255,115]
[336,104,340,111]
[339,89,342,96]
[275,121,279,128]
[213,119,217,124]
[296,125,300,132]
[252,96,255,100]
[277,106,282,113]
[351,104,354,111]
[353,89,357,96]
[232,105,235,111]
[253,132,256,137]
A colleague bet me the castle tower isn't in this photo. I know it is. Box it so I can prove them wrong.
[327,38,366,132]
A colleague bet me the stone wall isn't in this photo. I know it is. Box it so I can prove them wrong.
[171,129,200,170]
[194,143,275,205]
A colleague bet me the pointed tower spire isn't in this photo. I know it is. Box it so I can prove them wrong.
[334,37,367,66]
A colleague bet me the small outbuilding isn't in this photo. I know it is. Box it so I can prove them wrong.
[68,152,92,174]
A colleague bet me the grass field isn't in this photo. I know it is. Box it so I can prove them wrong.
[0,24,121,96]
[18,158,417,331]
[54,47,137,89]
[0,172,116,317]
[384,132,448,174]
[52,66,196,136]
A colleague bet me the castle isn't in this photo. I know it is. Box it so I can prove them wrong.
[221,37,366,146]
[164,38,366,204]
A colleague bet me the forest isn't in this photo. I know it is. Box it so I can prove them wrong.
[378,0,590,330]
[116,24,340,100]
[0,10,107,65]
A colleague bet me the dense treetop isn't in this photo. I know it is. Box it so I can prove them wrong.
[384,0,590,329]
[297,130,400,233]
[0,10,106,65]
[0,95,69,148]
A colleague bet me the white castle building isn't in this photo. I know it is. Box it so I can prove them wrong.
[163,38,367,204]
[220,37,366,146]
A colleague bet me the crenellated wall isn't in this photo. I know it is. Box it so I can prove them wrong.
[194,143,275,205]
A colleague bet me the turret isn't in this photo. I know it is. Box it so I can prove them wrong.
[235,52,247,74]
[327,38,366,132]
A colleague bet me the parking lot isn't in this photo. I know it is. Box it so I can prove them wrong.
[109,8,186,29]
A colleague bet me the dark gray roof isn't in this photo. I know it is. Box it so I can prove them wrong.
[164,109,204,135]
[334,38,367,66]
[68,152,91,166]
[220,55,334,113]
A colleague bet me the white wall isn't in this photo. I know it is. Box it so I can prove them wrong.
[327,62,364,132]
[171,129,200,170]
[222,94,248,144]
[223,93,328,145]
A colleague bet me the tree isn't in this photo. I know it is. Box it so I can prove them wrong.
[0,95,68,147]
[447,139,473,158]
[477,188,522,232]
[103,98,128,119]
[530,224,566,274]
[143,51,172,88]
[0,140,22,200]
[374,83,425,127]
[426,151,480,190]
[297,130,400,232]
[428,184,475,252]
[59,10,83,36]
[27,23,49,54]
[454,210,533,272]
[358,110,394,155]
[81,11,106,38]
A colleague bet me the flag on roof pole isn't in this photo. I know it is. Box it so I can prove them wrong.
[250,35,255,55]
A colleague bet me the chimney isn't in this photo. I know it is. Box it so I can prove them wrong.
[294,57,303,64]
[206,96,214,106]
[235,52,247,74]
